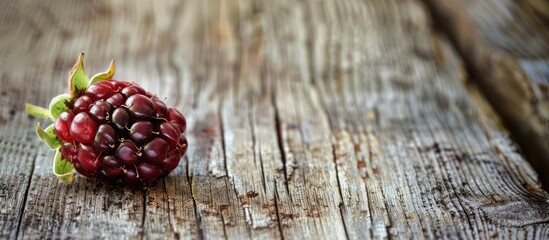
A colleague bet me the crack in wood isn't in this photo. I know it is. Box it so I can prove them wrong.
[140,187,147,240]
[249,106,268,194]
[273,99,291,201]
[273,180,286,240]
[186,163,203,239]
[14,151,37,240]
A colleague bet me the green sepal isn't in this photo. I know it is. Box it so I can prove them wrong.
[26,103,53,120]
[53,149,75,184]
[49,94,71,120]
[90,60,116,85]
[36,123,62,149]
[68,53,89,98]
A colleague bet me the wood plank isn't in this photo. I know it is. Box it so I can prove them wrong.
[0,4,48,238]
[0,86,37,239]
[0,0,548,239]
[221,2,286,239]
[270,0,549,238]
[263,2,349,238]
[424,0,549,189]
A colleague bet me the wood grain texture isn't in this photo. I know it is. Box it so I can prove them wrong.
[0,0,548,239]
[424,0,549,189]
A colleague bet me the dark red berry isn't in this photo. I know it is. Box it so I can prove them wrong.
[121,85,145,97]
[130,121,153,145]
[116,140,140,165]
[74,95,93,112]
[110,80,130,92]
[152,97,168,117]
[78,144,101,172]
[167,108,186,132]
[111,108,130,130]
[126,94,156,118]
[54,111,74,142]
[74,163,96,178]
[159,148,182,172]
[159,122,181,146]
[106,93,124,107]
[143,138,170,163]
[120,167,139,185]
[86,82,115,100]
[137,162,164,183]
[89,101,111,123]
[70,112,98,143]
[60,142,78,164]
[101,155,124,178]
[94,124,117,152]
[94,80,116,89]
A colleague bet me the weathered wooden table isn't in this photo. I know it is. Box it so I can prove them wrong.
[1,0,548,239]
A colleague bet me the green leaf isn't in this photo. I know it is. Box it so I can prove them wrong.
[43,124,62,149]
[90,60,116,85]
[68,52,89,98]
[25,103,53,120]
[36,123,62,149]
[48,94,71,119]
[53,149,75,184]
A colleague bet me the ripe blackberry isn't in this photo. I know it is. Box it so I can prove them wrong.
[26,53,188,185]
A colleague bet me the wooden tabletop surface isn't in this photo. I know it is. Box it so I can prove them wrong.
[1,0,548,239]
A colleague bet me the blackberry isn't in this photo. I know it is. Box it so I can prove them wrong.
[26,53,187,185]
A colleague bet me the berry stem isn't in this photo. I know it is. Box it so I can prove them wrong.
[26,103,53,120]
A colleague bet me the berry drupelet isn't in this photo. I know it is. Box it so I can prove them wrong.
[26,53,188,185]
